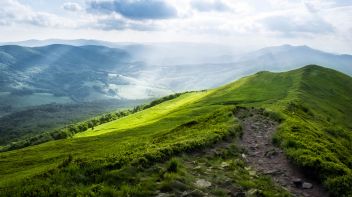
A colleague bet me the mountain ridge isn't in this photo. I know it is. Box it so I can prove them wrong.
[0,65,351,196]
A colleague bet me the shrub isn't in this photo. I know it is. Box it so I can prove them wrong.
[167,158,180,173]
[325,175,352,197]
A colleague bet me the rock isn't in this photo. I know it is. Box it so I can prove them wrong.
[221,162,230,168]
[195,179,211,188]
[170,180,188,191]
[156,193,172,197]
[264,149,278,158]
[292,178,303,188]
[181,191,188,196]
[302,192,310,197]
[302,182,313,189]
[249,170,256,176]
[263,169,281,175]
[246,189,263,197]
[193,166,201,170]
[228,191,246,197]
[184,189,205,197]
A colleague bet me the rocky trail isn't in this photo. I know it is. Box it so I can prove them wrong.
[235,108,328,197]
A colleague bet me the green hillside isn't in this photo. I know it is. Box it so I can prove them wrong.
[0,65,351,196]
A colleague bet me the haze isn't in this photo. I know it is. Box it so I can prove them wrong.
[1,0,352,54]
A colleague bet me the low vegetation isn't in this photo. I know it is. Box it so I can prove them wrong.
[0,65,351,196]
[0,93,184,152]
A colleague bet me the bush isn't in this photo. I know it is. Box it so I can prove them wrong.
[167,158,180,173]
[325,175,352,197]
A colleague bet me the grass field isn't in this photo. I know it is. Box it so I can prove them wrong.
[0,65,351,196]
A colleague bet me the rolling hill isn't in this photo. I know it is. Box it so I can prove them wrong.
[0,65,351,196]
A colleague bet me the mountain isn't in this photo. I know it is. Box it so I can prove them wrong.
[1,43,351,118]
[1,43,351,115]
[0,65,351,196]
[0,44,172,115]
[1,39,241,64]
[237,44,352,74]
[138,44,352,92]
[0,39,134,48]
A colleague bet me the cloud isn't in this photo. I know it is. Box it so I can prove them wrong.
[261,14,334,36]
[93,15,156,31]
[62,2,82,12]
[0,0,74,28]
[88,0,177,20]
[191,0,231,12]
[304,3,319,13]
[331,0,352,7]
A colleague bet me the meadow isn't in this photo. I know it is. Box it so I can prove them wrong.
[0,65,351,196]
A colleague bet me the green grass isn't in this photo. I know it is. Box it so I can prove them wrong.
[74,91,210,138]
[0,91,238,191]
[0,65,351,196]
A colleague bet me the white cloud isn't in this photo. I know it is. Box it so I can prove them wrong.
[260,12,334,37]
[0,0,75,28]
[0,0,351,53]
[191,0,232,12]
[62,2,82,12]
[91,14,157,31]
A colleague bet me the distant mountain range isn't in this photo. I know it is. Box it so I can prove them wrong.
[141,44,352,91]
[0,44,172,115]
[0,41,351,115]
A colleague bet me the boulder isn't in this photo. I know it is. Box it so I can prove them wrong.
[292,178,303,188]
[302,182,313,189]
[195,179,211,188]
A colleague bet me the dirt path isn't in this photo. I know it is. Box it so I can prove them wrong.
[235,108,328,197]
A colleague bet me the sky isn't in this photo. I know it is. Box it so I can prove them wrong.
[0,0,352,53]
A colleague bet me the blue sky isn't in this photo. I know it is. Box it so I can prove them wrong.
[1,0,352,53]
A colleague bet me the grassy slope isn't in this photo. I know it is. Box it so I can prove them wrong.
[0,91,235,186]
[74,91,210,138]
[0,100,147,146]
[0,65,351,196]
[273,66,352,196]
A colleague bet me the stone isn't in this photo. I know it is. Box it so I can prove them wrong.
[156,193,172,197]
[170,180,188,191]
[302,182,313,189]
[292,178,303,188]
[263,169,281,175]
[184,189,205,197]
[264,149,278,158]
[195,179,211,188]
[227,190,246,197]
[246,189,262,197]
[193,166,201,170]
[221,161,230,168]
[249,170,256,176]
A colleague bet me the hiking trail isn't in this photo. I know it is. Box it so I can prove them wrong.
[235,108,328,197]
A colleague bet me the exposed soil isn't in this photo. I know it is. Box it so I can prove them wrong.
[235,108,328,197]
